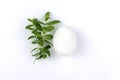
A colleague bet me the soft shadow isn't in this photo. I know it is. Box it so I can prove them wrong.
[70,26,89,57]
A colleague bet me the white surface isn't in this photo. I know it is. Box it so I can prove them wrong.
[53,26,77,55]
[0,0,120,80]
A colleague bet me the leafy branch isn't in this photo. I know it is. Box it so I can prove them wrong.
[26,12,60,63]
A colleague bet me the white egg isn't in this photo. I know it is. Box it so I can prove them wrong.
[53,26,77,55]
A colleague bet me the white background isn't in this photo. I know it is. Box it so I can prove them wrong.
[0,0,120,80]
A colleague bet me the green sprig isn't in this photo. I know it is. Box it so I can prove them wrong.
[26,11,60,63]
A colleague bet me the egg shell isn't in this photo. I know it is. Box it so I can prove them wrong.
[53,26,77,55]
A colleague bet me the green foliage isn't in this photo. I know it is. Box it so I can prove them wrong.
[45,34,53,40]
[25,11,60,63]
[31,48,37,53]
[26,24,34,30]
[28,36,35,40]
[45,26,55,31]
[45,12,50,21]
[47,20,60,25]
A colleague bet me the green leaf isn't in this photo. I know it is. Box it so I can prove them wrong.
[32,30,42,38]
[36,36,42,40]
[42,27,46,34]
[45,34,53,40]
[28,18,38,23]
[44,45,51,49]
[33,19,42,31]
[36,55,43,59]
[39,40,44,46]
[39,21,45,25]
[39,48,44,53]
[27,18,34,22]
[36,55,41,59]
[45,26,55,31]
[45,12,50,21]
[31,48,37,53]
[44,40,53,46]
[35,51,44,59]
[32,41,38,44]
[34,18,45,25]
[34,23,42,31]
[28,18,45,25]
[47,20,60,25]
[43,54,47,58]
[33,51,42,59]
[26,24,34,30]
[28,36,35,40]
[44,48,50,57]
[32,53,39,56]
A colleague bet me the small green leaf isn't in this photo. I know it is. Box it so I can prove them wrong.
[39,40,44,46]
[44,40,53,46]
[45,34,53,40]
[36,55,42,59]
[47,20,60,25]
[32,53,39,56]
[26,24,34,30]
[42,27,46,34]
[44,49,50,57]
[39,21,45,25]
[39,48,44,53]
[36,51,44,59]
[36,55,41,59]
[28,18,45,25]
[34,23,42,31]
[26,24,33,28]
[43,54,47,58]
[32,30,42,38]
[28,18,38,23]
[28,36,35,40]
[34,18,45,25]
[32,41,38,44]
[45,26,55,31]
[31,48,37,53]
[32,19,42,31]
[36,36,42,40]
[27,18,34,22]
[44,45,51,49]
[45,12,50,21]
